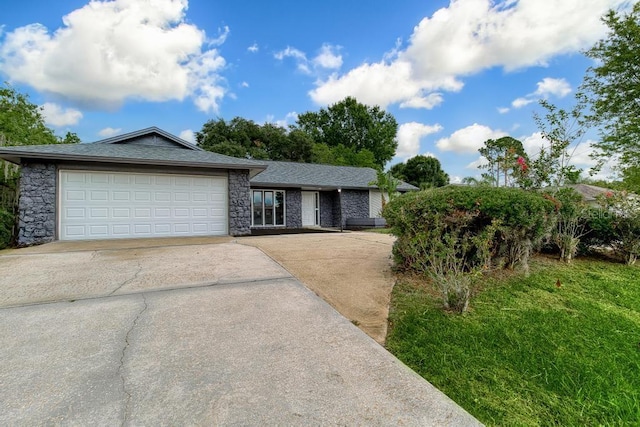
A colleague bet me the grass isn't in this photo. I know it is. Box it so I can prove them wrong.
[385,256,640,426]
[359,227,393,234]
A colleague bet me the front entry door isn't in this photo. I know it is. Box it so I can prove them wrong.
[301,191,319,226]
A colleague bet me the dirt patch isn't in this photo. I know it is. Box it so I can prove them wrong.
[239,232,396,344]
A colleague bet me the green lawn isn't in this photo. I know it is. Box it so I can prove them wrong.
[386,256,640,426]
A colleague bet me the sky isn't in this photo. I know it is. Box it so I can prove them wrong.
[0,0,634,182]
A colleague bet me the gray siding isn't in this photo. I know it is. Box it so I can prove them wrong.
[228,169,252,236]
[17,163,57,246]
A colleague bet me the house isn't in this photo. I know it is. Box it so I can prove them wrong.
[0,127,416,245]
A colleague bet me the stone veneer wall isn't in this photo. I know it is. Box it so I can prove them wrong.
[339,190,369,228]
[285,189,302,228]
[320,191,337,227]
[17,163,57,246]
[228,169,251,236]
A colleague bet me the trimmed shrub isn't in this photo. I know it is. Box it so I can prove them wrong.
[384,186,556,273]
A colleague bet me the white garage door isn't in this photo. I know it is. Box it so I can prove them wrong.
[59,170,228,241]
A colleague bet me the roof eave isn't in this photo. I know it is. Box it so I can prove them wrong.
[0,151,266,172]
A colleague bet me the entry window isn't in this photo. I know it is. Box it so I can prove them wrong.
[252,190,285,226]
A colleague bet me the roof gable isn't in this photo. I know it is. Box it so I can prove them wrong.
[94,126,202,151]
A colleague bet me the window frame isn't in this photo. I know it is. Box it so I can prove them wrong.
[251,189,286,227]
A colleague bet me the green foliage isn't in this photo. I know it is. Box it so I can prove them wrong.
[596,190,640,265]
[0,208,15,249]
[384,187,556,285]
[478,136,528,187]
[1,83,80,185]
[544,188,589,263]
[368,170,400,210]
[526,100,586,189]
[581,4,640,169]
[295,96,398,168]
[387,257,640,425]
[389,155,449,188]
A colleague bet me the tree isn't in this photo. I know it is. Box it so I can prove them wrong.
[1,83,79,183]
[369,170,400,209]
[581,4,640,169]
[478,136,528,187]
[389,155,449,188]
[295,97,398,168]
[528,100,586,189]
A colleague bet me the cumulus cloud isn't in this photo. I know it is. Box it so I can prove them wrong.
[535,77,572,98]
[310,0,624,108]
[396,122,443,159]
[512,97,535,109]
[312,44,343,69]
[40,102,82,127]
[436,123,507,154]
[247,43,259,53]
[98,127,122,137]
[0,0,228,113]
[179,129,196,143]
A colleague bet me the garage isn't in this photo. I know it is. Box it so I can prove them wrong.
[59,170,228,240]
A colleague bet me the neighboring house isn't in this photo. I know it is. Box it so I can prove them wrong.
[0,127,416,246]
[567,184,613,207]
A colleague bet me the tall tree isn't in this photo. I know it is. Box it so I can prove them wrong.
[389,155,449,188]
[478,136,528,187]
[295,97,398,168]
[581,4,640,169]
[1,83,79,183]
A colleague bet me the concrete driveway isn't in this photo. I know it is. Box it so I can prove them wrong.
[0,236,481,426]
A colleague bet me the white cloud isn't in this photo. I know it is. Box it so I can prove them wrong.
[512,97,535,109]
[511,77,572,109]
[312,44,342,69]
[311,0,624,108]
[179,129,196,143]
[241,81,249,88]
[98,127,122,137]
[266,111,298,128]
[535,77,572,98]
[436,123,507,154]
[0,0,228,113]
[40,102,82,127]
[247,43,259,53]
[497,107,510,114]
[466,157,489,169]
[396,122,443,159]
[274,46,311,74]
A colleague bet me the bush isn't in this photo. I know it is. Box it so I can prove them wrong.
[543,188,589,263]
[384,187,555,312]
[384,186,555,273]
[596,191,640,265]
[0,208,15,249]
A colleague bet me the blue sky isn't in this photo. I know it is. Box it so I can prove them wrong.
[0,0,632,181]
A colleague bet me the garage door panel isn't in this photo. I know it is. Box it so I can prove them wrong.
[60,171,228,240]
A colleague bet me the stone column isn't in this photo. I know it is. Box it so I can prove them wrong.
[17,163,57,246]
[228,169,251,236]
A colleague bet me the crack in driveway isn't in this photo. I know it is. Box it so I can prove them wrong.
[118,293,148,426]
[110,260,143,296]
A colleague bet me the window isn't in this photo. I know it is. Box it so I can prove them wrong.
[252,190,285,226]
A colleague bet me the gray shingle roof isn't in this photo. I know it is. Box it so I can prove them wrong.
[0,143,265,171]
[250,160,418,191]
